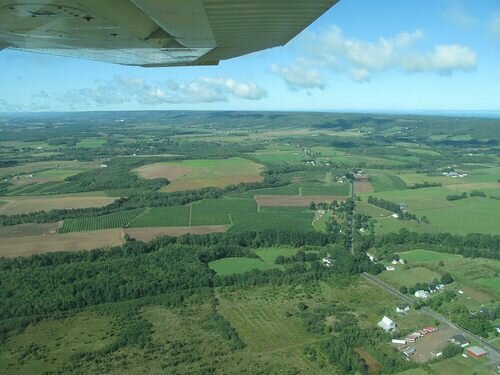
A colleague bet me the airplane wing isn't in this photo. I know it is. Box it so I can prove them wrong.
[0,0,339,67]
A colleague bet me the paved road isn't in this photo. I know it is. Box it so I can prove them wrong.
[362,272,500,365]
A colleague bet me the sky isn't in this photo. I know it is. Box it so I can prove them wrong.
[1,0,500,113]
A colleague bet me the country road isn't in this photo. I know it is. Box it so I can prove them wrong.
[362,272,500,365]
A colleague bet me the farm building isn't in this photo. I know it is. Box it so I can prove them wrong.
[378,316,396,332]
[415,290,430,299]
[403,348,416,357]
[466,346,487,359]
[392,339,406,345]
[450,334,470,347]
[386,266,395,271]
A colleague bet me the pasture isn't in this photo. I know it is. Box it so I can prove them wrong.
[399,249,500,298]
[367,187,500,235]
[378,266,442,289]
[135,157,264,192]
[208,257,279,275]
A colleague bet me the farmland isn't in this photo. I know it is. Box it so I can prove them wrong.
[0,111,499,374]
[127,206,190,227]
[59,208,144,233]
[0,194,117,215]
[135,157,264,192]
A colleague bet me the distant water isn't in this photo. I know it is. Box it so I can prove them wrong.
[321,109,500,119]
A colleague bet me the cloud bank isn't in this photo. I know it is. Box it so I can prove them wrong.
[58,76,267,108]
[272,25,477,88]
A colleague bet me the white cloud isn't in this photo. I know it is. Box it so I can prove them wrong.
[271,62,326,90]
[402,45,477,75]
[274,25,477,87]
[443,1,477,28]
[491,14,500,37]
[57,76,267,108]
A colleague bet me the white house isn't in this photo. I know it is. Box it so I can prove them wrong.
[378,316,396,332]
[399,259,406,264]
[386,266,395,271]
[322,257,333,267]
[415,290,430,299]
[396,305,410,313]
[391,213,399,219]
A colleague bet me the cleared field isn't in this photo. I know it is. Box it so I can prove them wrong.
[209,257,279,275]
[254,247,300,264]
[0,229,124,257]
[368,187,500,235]
[400,249,500,298]
[400,249,459,262]
[76,138,106,148]
[369,174,407,192]
[0,222,60,237]
[191,198,255,225]
[301,183,350,196]
[255,195,346,207]
[0,195,116,215]
[125,225,229,241]
[60,209,144,233]
[190,198,315,232]
[356,201,392,217]
[128,206,190,227]
[136,158,264,192]
[0,160,97,178]
[355,176,374,193]
[378,266,442,288]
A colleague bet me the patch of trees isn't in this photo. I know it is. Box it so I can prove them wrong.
[446,192,467,201]
[368,196,401,213]
[441,343,463,358]
[275,250,319,265]
[469,190,486,198]
[407,182,442,189]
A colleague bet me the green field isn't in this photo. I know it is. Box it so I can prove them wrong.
[128,206,190,227]
[356,201,392,217]
[367,187,500,235]
[60,208,144,233]
[76,138,107,148]
[208,257,279,275]
[378,266,442,289]
[400,249,459,262]
[191,198,315,232]
[254,247,301,264]
[399,249,500,298]
[369,174,407,192]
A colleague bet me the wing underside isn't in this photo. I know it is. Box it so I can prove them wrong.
[0,0,339,66]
